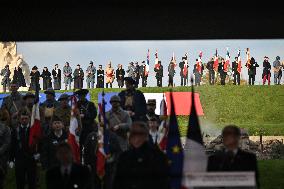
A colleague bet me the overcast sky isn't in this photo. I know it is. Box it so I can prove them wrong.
[17,40,284,87]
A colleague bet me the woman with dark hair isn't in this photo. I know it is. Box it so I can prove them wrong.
[30,66,41,91]
[41,67,52,90]
[13,66,26,87]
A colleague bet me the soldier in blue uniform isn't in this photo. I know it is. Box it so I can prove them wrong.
[63,62,72,90]
[86,61,96,89]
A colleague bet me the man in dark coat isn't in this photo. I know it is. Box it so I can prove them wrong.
[41,116,68,170]
[232,57,241,85]
[118,77,147,122]
[96,65,104,88]
[193,59,204,86]
[52,64,61,90]
[207,125,259,187]
[63,62,72,90]
[146,99,160,121]
[262,56,271,85]
[30,66,41,91]
[168,61,175,87]
[46,142,91,189]
[0,65,11,92]
[9,109,41,189]
[246,57,259,85]
[218,58,226,85]
[73,64,84,89]
[116,64,125,88]
[179,56,188,86]
[154,61,163,87]
[113,122,169,189]
[75,89,97,161]
[140,61,148,87]
[41,67,52,90]
[206,58,215,85]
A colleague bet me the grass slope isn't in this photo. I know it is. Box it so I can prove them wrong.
[86,85,284,136]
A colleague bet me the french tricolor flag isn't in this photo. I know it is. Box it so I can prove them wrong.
[29,84,42,148]
[68,95,81,164]
[224,47,230,72]
[158,96,168,151]
[182,81,207,188]
[213,48,219,71]
[237,49,242,73]
[154,50,160,69]
[145,49,150,76]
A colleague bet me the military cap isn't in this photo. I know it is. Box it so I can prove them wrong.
[142,61,145,63]
[51,115,63,123]
[77,64,80,66]
[74,89,89,96]
[44,88,56,96]
[264,56,269,59]
[32,66,38,70]
[124,77,136,85]
[23,92,35,100]
[110,95,121,103]
[147,99,156,105]
[276,56,280,60]
[58,93,69,101]
[90,61,93,64]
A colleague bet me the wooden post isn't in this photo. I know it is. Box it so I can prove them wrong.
[260,134,263,153]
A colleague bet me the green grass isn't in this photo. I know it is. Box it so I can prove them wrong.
[85,85,284,136]
[5,159,284,189]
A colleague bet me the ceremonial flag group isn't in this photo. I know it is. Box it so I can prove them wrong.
[165,84,207,189]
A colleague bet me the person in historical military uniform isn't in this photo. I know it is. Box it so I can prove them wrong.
[113,122,169,189]
[262,56,271,85]
[40,88,60,135]
[273,56,282,85]
[146,99,160,122]
[86,61,96,89]
[23,92,35,114]
[179,55,189,86]
[168,61,175,87]
[41,67,52,90]
[105,62,115,88]
[118,77,147,122]
[154,61,163,87]
[245,57,259,85]
[218,58,227,85]
[96,65,104,88]
[73,64,84,89]
[41,116,68,170]
[140,61,148,87]
[231,57,240,85]
[207,125,259,187]
[206,57,215,85]
[9,109,41,189]
[126,62,135,79]
[193,59,204,86]
[63,62,72,90]
[106,95,132,152]
[52,64,61,90]
[1,82,24,128]
[0,65,11,92]
[29,66,41,91]
[12,66,26,87]
[75,89,97,161]
[116,64,125,88]
[134,62,140,88]
[53,93,71,132]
